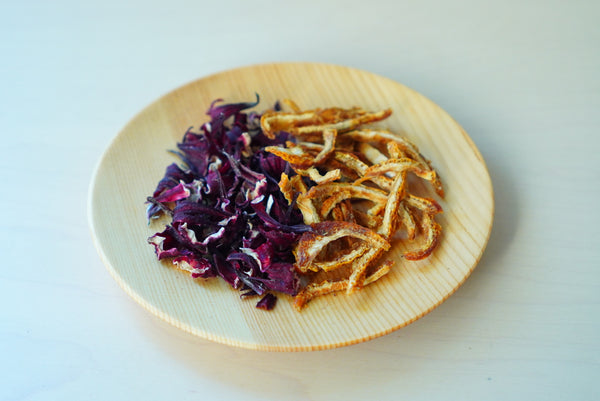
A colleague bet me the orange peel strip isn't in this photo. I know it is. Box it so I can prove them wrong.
[292,109,392,136]
[294,166,342,184]
[330,200,355,223]
[347,245,387,293]
[399,201,417,240]
[405,194,443,215]
[264,145,315,168]
[353,209,383,229]
[403,213,442,261]
[331,151,369,174]
[387,141,408,159]
[261,106,370,138]
[294,221,390,273]
[306,182,388,203]
[377,171,408,239]
[296,193,321,225]
[356,142,389,166]
[312,128,337,164]
[343,129,444,197]
[313,242,369,272]
[261,110,325,139]
[356,158,439,185]
[277,172,295,205]
[282,99,301,113]
[320,190,354,218]
[307,182,388,218]
[278,174,321,225]
[294,259,394,310]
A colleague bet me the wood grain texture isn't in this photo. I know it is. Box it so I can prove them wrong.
[88,62,494,351]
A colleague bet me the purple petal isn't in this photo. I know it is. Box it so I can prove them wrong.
[153,182,191,203]
[206,94,259,121]
[256,293,277,310]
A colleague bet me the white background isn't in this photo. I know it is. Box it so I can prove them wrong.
[1,0,599,400]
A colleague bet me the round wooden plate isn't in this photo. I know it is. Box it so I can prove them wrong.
[88,63,494,351]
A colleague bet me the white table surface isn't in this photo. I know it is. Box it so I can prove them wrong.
[2,1,598,400]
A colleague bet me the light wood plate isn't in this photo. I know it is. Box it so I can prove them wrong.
[88,63,494,351]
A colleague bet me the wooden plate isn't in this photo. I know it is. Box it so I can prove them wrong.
[88,63,493,351]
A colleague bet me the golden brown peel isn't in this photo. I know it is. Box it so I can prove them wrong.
[377,172,407,239]
[399,202,417,240]
[263,101,444,310]
[343,129,445,197]
[403,213,442,261]
[291,109,392,136]
[294,221,390,273]
[294,260,394,310]
[261,106,387,138]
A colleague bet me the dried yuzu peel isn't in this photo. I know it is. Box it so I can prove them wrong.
[262,102,444,310]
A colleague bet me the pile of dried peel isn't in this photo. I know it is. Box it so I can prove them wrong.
[261,100,445,310]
